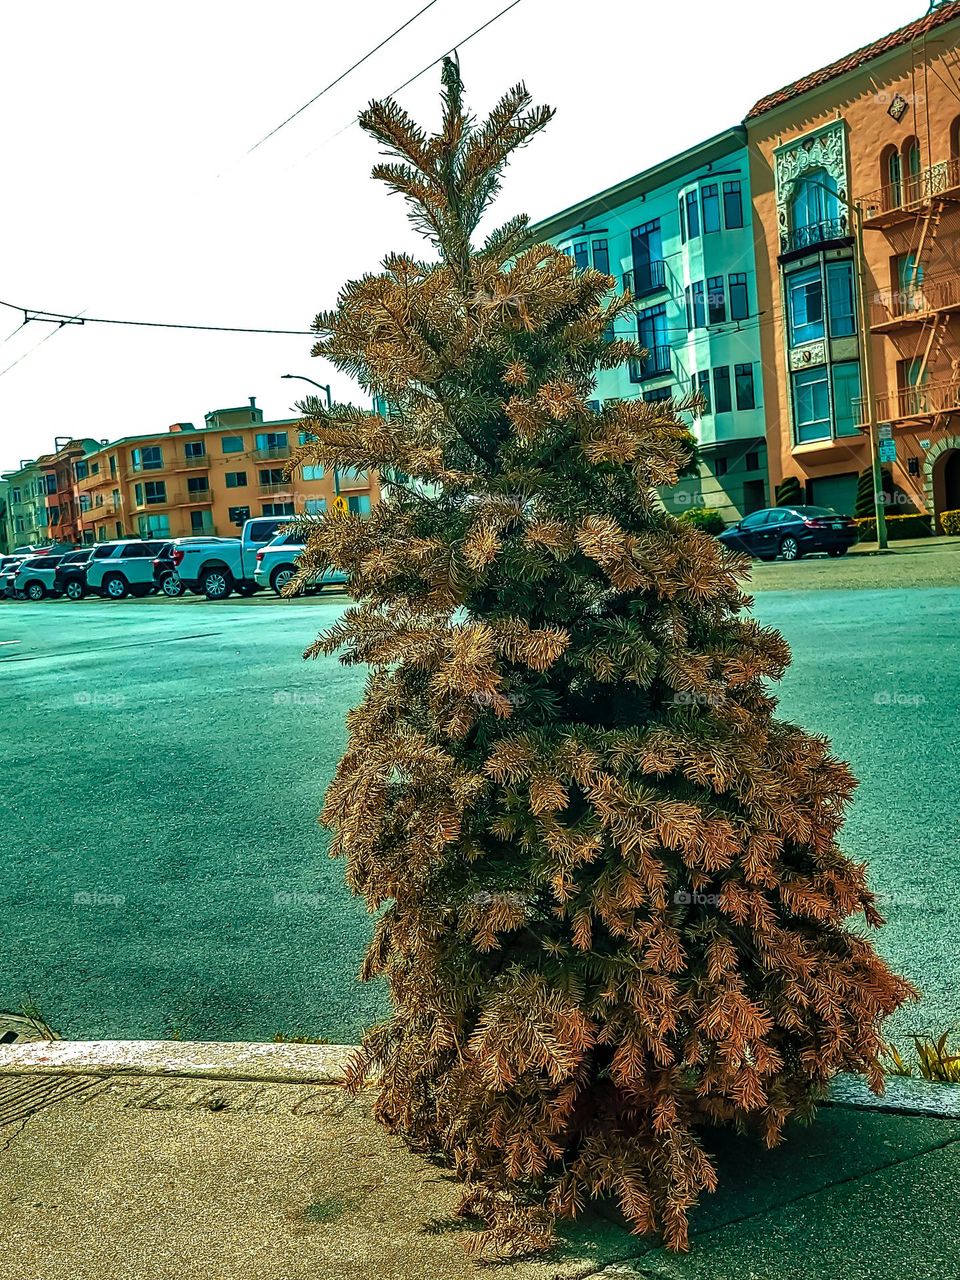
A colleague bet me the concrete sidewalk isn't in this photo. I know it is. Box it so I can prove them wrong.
[0,1043,959,1279]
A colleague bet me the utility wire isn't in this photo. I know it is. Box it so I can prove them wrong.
[0,311,84,380]
[0,299,313,336]
[299,0,530,162]
[247,0,445,154]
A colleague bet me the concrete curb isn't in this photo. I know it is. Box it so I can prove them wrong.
[0,1040,357,1083]
[0,1040,958,1118]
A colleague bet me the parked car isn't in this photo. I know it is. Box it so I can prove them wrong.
[253,530,348,596]
[716,506,858,561]
[84,540,168,598]
[153,536,236,597]
[54,549,95,601]
[1,554,32,599]
[172,517,295,599]
[11,554,67,600]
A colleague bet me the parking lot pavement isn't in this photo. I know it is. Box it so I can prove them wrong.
[1,586,958,1049]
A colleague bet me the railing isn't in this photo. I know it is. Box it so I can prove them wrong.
[176,454,210,469]
[861,156,960,222]
[336,469,370,490]
[853,378,960,425]
[258,482,294,496]
[779,216,850,255]
[623,260,667,299]
[629,346,672,383]
[252,446,291,461]
[870,273,960,327]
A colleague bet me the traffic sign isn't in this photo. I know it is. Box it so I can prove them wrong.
[332,495,348,516]
[877,424,893,440]
[878,440,897,463]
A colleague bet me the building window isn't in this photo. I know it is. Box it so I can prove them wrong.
[301,465,324,481]
[787,266,823,345]
[642,387,672,404]
[75,460,89,480]
[48,506,61,525]
[187,476,209,495]
[348,495,372,515]
[138,514,170,537]
[184,439,206,459]
[135,480,167,505]
[225,471,247,488]
[686,281,706,330]
[684,190,700,239]
[109,456,117,477]
[735,363,756,411]
[262,502,295,516]
[304,498,327,515]
[714,456,728,477]
[745,450,760,472]
[713,366,732,413]
[592,239,610,274]
[792,366,830,442]
[678,195,686,243]
[573,241,590,270]
[221,435,244,453]
[190,510,210,533]
[883,145,902,206]
[707,276,726,325]
[729,273,749,322]
[693,370,711,415]
[791,168,840,238]
[228,505,250,525]
[259,468,286,486]
[637,303,669,378]
[255,431,289,455]
[631,220,663,295]
[131,446,163,471]
[338,466,369,486]
[702,183,721,233]
[826,260,856,337]
[832,362,863,436]
[91,461,100,475]
[723,179,743,229]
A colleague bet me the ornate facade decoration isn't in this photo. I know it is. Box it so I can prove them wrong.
[774,122,849,251]
[788,340,827,371]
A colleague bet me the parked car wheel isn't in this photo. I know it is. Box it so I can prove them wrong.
[161,574,184,597]
[779,536,801,561]
[65,580,86,601]
[202,568,233,600]
[25,582,46,601]
[270,565,296,596]
[102,574,129,599]
[828,547,849,557]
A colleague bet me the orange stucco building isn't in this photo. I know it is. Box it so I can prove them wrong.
[747,1,960,524]
[73,397,379,544]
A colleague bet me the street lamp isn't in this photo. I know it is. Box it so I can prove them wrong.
[281,374,332,410]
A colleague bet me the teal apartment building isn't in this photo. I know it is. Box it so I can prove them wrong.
[529,128,768,521]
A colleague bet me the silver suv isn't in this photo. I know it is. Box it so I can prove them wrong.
[84,540,168,599]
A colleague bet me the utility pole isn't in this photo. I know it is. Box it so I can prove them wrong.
[850,198,890,551]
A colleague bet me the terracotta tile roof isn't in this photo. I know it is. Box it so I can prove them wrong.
[746,2,960,120]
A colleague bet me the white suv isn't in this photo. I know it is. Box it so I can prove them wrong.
[12,554,66,601]
[84,540,168,599]
[253,531,348,597]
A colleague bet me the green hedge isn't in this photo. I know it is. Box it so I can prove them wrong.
[677,507,726,535]
[941,509,960,536]
[855,513,932,541]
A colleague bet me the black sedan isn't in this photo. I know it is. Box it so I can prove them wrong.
[717,506,858,561]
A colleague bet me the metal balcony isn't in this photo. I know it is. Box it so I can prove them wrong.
[629,346,672,383]
[779,217,852,257]
[869,274,960,331]
[853,378,960,427]
[861,156,960,229]
[252,446,292,461]
[623,260,668,299]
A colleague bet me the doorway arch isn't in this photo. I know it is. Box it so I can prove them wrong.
[925,435,960,529]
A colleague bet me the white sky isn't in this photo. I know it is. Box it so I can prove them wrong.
[0,0,919,470]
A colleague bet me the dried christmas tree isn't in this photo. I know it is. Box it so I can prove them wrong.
[292,59,916,1256]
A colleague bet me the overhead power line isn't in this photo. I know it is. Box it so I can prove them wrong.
[247,0,445,154]
[0,310,85,380]
[0,299,314,337]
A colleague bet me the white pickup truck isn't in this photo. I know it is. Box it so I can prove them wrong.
[253,530,349,596]
[171,516,296,599]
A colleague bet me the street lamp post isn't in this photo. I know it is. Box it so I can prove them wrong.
[281,373,332,410]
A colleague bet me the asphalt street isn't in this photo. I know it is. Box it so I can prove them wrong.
[0,586,957,1047]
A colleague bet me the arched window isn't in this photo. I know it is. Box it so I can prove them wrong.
[903,136,922,201]
[949,116,960,165]
[790,169,841,246]
[881,144,902,209]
